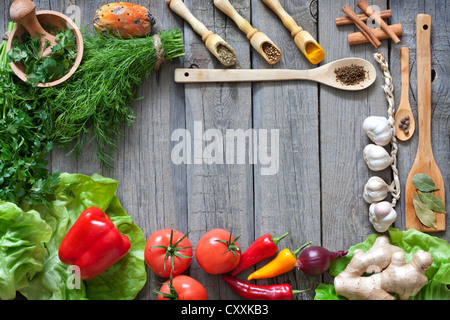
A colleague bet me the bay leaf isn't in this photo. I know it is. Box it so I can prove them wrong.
[413,173,437,192]
[418,191,447,213]
[413,195,436,228]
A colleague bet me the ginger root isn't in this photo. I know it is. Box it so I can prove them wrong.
[334,235,433,300]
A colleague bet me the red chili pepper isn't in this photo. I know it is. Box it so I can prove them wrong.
[58,206,131,280]
[222,275,309,300]
[231,232,289,276]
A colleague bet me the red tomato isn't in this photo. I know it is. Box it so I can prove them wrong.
[157,275,208,300]
[195,228,241,274]
[145,229,192,278]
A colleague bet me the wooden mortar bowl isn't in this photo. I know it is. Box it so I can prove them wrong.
[6,10,84,87]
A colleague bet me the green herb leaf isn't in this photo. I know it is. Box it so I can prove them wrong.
[7,46,28,62]
[413,173,438,192]
[413,195,436,228]
[0,24,61,206]
[418,191,446,213]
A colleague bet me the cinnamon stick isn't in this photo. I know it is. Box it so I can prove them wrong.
[357,0,401,44]
[335,9,391,26]
[348,23,402,46]
[341,5,381,48]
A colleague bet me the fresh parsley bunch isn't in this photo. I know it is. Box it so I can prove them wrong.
[0,22,60,205]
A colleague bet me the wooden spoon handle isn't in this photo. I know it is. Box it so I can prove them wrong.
[400,47,410,103]
[175,68,311,83]
[261,0,301,33]
[213,0,257,38]
[416,14,432,153]
[166,0,212,40]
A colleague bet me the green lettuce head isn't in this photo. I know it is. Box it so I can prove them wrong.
[19,173,147,300]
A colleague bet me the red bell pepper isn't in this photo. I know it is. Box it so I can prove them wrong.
[222,275,310,300]
[231,232,289,276]
[58,206,131,280]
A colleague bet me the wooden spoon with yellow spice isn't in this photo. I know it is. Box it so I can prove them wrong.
[261,0,325,64]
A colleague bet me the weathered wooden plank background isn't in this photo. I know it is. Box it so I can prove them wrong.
[1,0,448,300]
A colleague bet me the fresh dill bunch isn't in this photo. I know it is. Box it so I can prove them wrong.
[41,28,185,168]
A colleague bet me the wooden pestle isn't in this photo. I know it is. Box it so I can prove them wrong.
[214,0,282,65]
[10,0,57,57]
[262,0,324,64]
[342,4,381,48]
[166,0,236,66]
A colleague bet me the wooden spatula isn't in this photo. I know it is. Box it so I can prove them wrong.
[404,14,446,232]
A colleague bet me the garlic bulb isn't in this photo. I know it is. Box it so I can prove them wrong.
[363,144,393,171]
[362,116,393,146]
[363,176,391,203]
[369,201,397,232]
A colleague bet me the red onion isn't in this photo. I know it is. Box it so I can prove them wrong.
[295,246,348,276]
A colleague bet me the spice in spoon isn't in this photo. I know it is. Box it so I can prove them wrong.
[399,115,411,134]
[216,44,236,65]
[334,64,367,85]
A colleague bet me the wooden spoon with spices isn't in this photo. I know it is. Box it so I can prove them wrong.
[394,47,415,141]
[166,0,236,66]
[175,57,376,91]
[214,0,282,65]
[261,0,325,64]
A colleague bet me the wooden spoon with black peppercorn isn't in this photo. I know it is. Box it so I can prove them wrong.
[394,47,415,141]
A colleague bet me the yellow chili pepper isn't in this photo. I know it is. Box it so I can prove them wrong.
[247,241,311,281]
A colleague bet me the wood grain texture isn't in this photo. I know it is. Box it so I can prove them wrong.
[251,0,321,300]
[183,0,253,300]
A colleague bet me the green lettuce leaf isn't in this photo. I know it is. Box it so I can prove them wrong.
[0,201,52,300]
[19,172,147,300]
[315,228,450,300]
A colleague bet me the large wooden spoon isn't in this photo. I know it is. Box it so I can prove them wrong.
[394,47,415,141]
[10,0,57,57]
[404,14,445,232]
[175,57,376,91]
